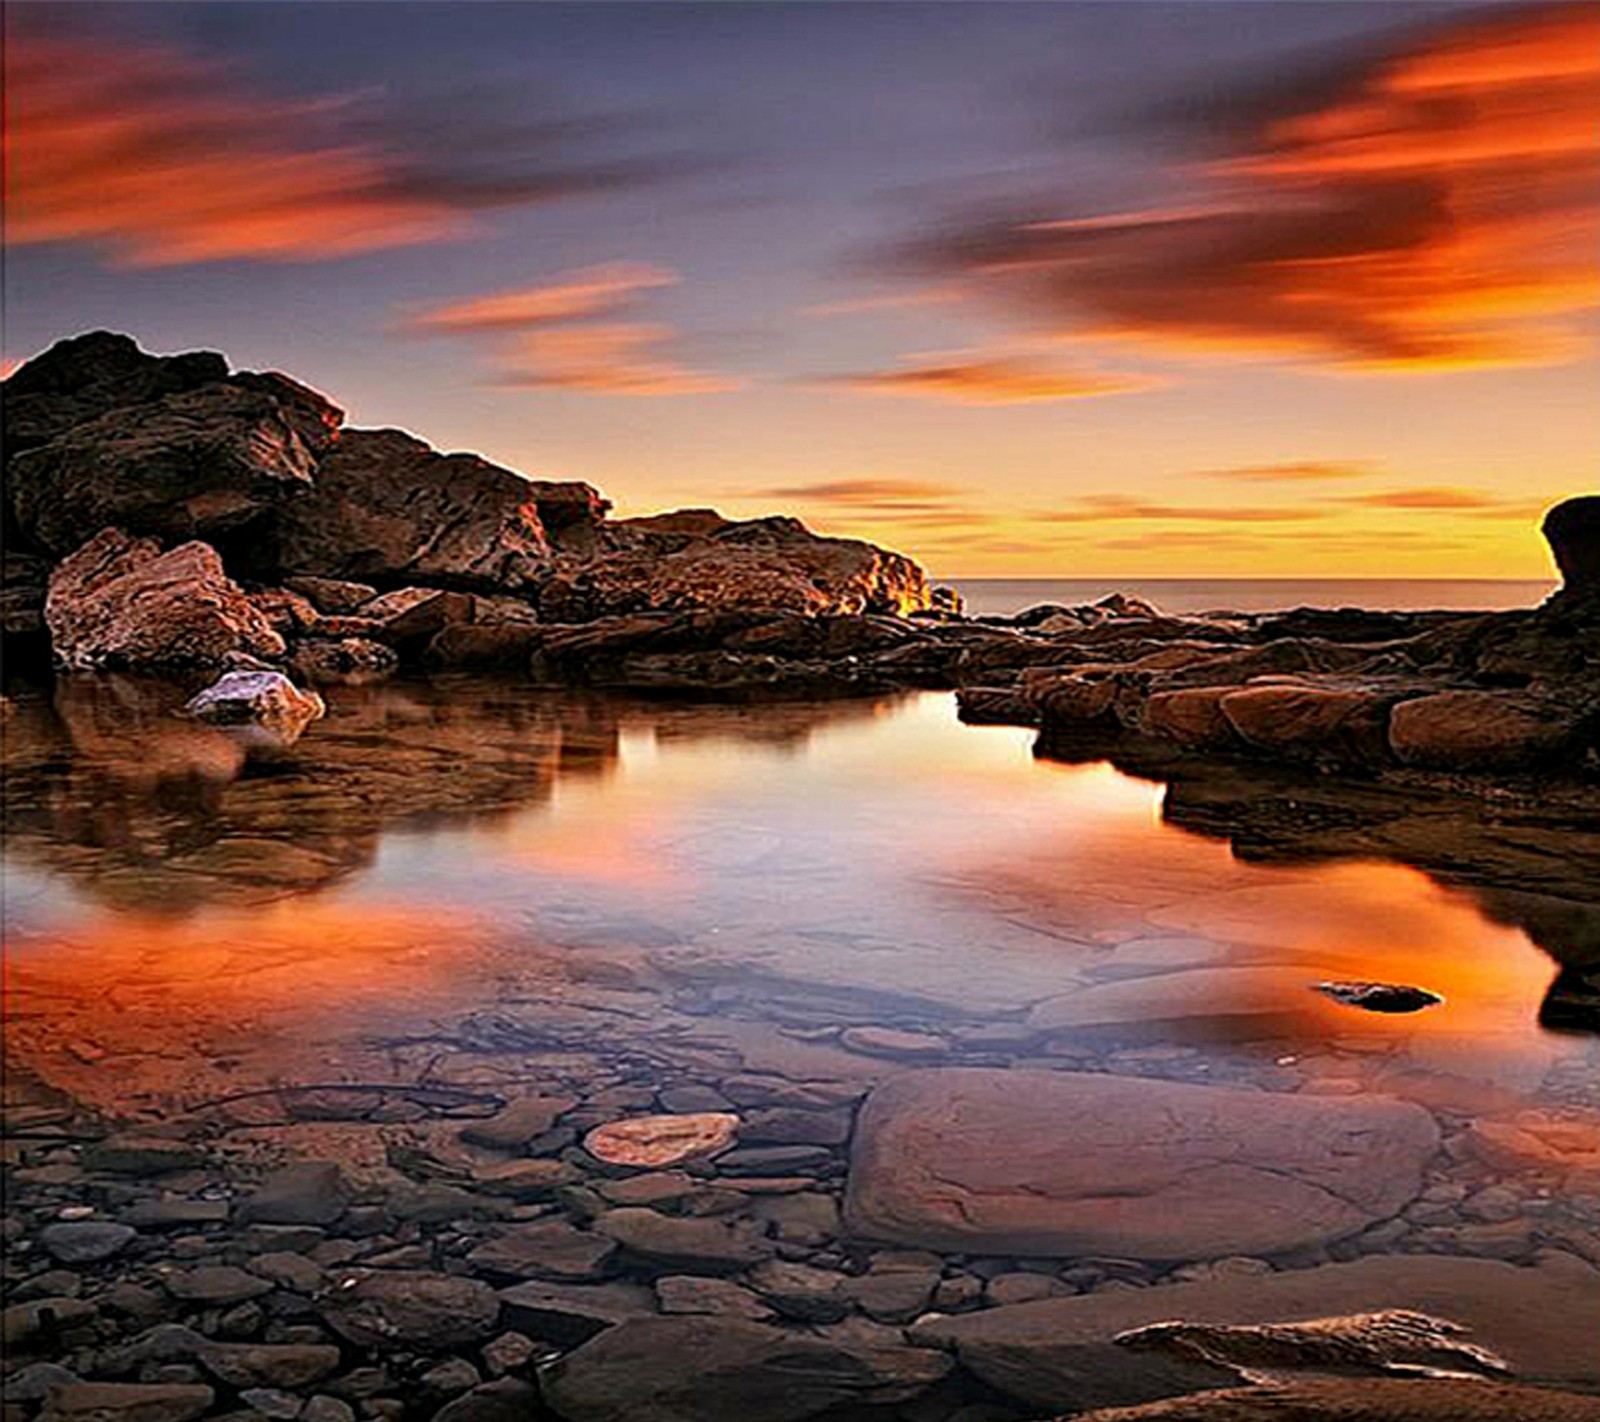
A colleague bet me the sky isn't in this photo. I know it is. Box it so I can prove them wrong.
[5,0,1597,578]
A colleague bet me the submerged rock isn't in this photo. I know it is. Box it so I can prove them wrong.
[542,1315,951,1422]
[845,1069,1438,1259]
[583,1112,740,1168]
[1070,1378,1600,1421]
[319,1269,501,1349]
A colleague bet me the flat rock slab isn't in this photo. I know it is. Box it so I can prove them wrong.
[844,1069,1438,1260]
[1027,967,1341,1042]
[909,1253,1600,1411]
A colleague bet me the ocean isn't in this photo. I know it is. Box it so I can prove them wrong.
[946,577,1555,618]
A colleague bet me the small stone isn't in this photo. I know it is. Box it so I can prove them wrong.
[40,1221,137,1264]
[747,1260,850,1323]
[239,1388,302,1420]
[247,1254,325,1294]
[300,1398,355,1422]
[844,1267,939,1323]
[470,1160,579,1200]
[163,1267,273,1306]
[198,1344,340,1390]
[985,1272,1068,1306]
[741,1108,853,1147]
[479,1331,536,1377]
[594,1209,772,1273]
[654,1276,774,1321]
[467,1223,616,1283]
[319,1270,501,1350]
[432,1379,541,1422]
[839,1026,950,1061]
[596,1171,699,1208]
[656,1086,734,1114]
[583,1113,740,1169]
[459,1096,577,1152]
[716,1145,832,1176]
[237,1164,348,1227]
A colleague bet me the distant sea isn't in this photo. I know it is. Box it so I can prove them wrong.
[947,578,1555,618]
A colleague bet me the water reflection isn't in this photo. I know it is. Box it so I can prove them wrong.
[2,678,1595,1120]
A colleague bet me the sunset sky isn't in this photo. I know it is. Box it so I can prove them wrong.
[5,0,1596,577]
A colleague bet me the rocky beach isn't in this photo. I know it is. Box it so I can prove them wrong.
[4,334,1600,1422]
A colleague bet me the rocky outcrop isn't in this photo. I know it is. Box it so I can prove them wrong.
[45,529,285,671]
[540,512,930,620]
[253,428,559,593]
[845,1069,1438,1260]
[5,333,341,557]
[1545,495,1600,599]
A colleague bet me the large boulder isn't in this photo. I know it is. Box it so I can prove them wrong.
[1389,690,1590,771]
[1544,495,1600,599]
[5,333,341,556]
[844,1069,1438,1260]
[541,1315,951,1422]
[909,1253,1600,1412]
[540,512,930,620]
[45,529,285,670]
[256,428,554,592]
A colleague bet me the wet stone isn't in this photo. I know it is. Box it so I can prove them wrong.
[655,1276,774,1321]
[40,1222,137,1263]
[715,1146,832,1177]
[741,1108,853,1147]
[839,1026,951,1061]
[583,1113,740,1169]
[496,1280,656,1347]
[469,1159,580,1200]
[246,1253,325,1294]
[38,1384,215,1422]
[595,1171,700,1208]
[480,1331,537,1377]
[319,1269,501,1350]
[843,1266,939,1323]
[237,1389,301,1420]
[431,1378,541,1422]
[236,1164,348,1227]
[161,1266,274,1306]
[594,1208,773,1273]
[656,1086,734,1114]
[747,1260,849,1323]
[197,1344,341,1390]
[82,1138,206,1177]
[459,1095,577,1152]
[467,1222,617,1282]
[121,1201,229,1230]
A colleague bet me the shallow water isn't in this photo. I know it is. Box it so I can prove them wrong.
[4,676,1592,1132]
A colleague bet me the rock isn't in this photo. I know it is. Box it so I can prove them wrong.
[1314,981,1442,1014]
[422,623,544,670]
[843,1266,939,1323]
[82,1137,205,1176]
[162,1266,273,1306]
[236,1163,348,1226]
[470,1158,580,1200]
[459,1094,577,1151]
[245,1253,325,1293]
[8,377,323,556]
[467,1222,617,1282]
[540,511,929,621]
[496,1280,655,1346]
[37,1383,215,1422]
[1028,966,1346,1044]
[247,586,322,638]
[183,671,324,745]
[357,587,474,645]
[597,1172,701,1208]
[1069,1378,1600,1420]
[986,1272,1069,1306]
[750,1191,840,1246]
[281,577,379,614]
[3,1363,81,1402]
[583,1113,740,1168]
[300,1398,355,1422]
[319,1269,500,1350]
[258,428,551,592]
[3,1297,97,1351]
[838,1026,950,1061]
[45,530,284,670]
[655,1276,774,1322]
[1389,691,1588,771]
[542,1316,952,1422]
[594,1208,773,1273]
[198,1344,340,1390]
[910,1253,1600,1411]
[1545,495,1600,597]
[121,1200,229,1230]
[39,1221,137,1263]
[747,1260,850,1323]
[845,1069,1438,1260]
[288,636,398,685]
[432,1379,543,1422]
[238,1389,302,1421]
[1217,682,1397,764]
[741,1107,853,1147]
[715,1145,833,1176]
[1141,688,1237,750]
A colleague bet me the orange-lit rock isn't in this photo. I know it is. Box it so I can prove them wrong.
[583,1113,741,1168]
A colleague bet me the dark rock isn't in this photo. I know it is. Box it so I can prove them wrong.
[542,1316,952,1422]
[280,577,379,615]
[467,1222,617,1282]
[121,1201,229,1230]
[198,1344,340,1390]
[39,1222,137,1264]
[161,1266,273,1306]
[237,1389,302,1420]
[236,1164,348,1226]
[431,1379,542,1422]
[459,1094,577,1151]
[593,1208,773,1273]
[1545,495,1600,597]
[319,1270,500,1350]
[3,1298,97,1352]
[655,1276,774,1322]
[37,1383,214,1422]
[746,1260,849,1323]
[46,531,284,671]
[715,1146,833,1177]
[422,623,543,670]
[1389,691,1589,771]
[256,428,551,593]
[496,1280,655,1346]
[741,1107,852,1147]
[1314,981,1443,1014]
[82,1137,206,1176]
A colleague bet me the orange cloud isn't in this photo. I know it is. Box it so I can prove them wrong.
[1200,462,1373,483]
[403,264,677,332]
[910,3,1600,372]
[496,324,735,396]
[824,350,1159,404]
[3,22,654,266]
[749,478,963,504]
[1043,494,1329,524]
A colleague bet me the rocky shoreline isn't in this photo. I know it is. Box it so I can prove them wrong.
[5,334,1600,1421]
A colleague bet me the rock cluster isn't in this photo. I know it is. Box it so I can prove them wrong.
[3,333,931,683]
